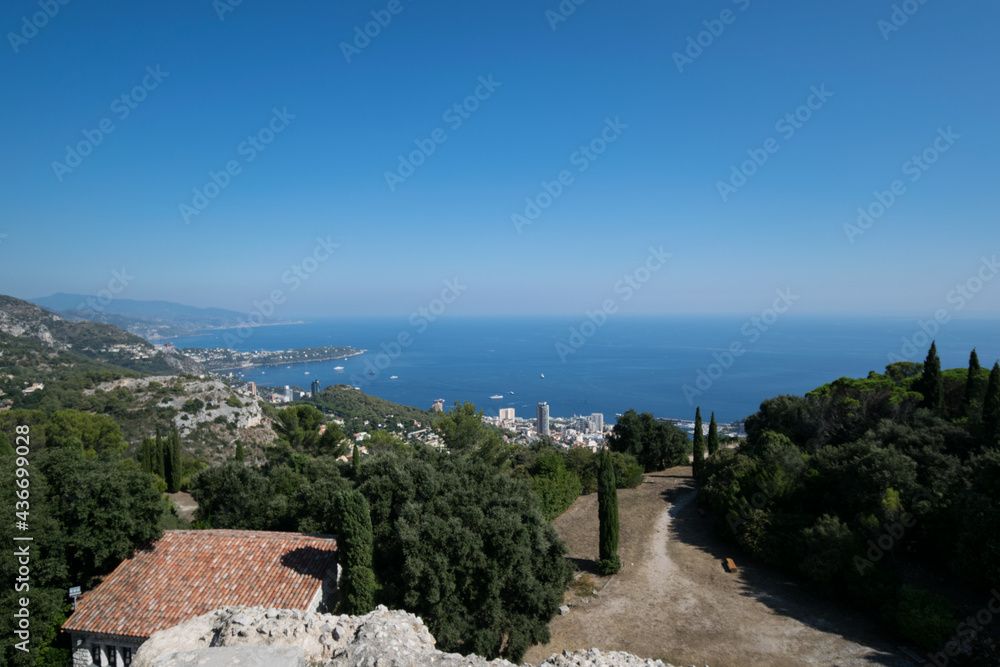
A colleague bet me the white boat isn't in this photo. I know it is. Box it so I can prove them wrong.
[540,373,545,379]
[335,366,345,373]
[390,376,398,379]
[490,394,503,399]
[304,372,310,375]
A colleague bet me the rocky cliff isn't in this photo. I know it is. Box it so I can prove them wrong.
[133,605,697,667]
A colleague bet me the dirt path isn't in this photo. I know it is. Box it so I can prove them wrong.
[524,468,914,667]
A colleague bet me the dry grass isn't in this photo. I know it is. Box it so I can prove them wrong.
[525,468,911,667]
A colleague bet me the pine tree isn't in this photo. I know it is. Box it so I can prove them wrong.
[167,427,182,493]
[692,407,705,479]
[334,490,376,614]
[597,447,621,575]
[965,348,983,419]
[234,441,245,463]
[707,411,719,456]
[983,362,1000,446]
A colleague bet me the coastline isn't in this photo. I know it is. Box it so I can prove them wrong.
[208,349,365,373]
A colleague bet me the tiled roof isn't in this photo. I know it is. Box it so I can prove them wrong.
[63,530,337,639]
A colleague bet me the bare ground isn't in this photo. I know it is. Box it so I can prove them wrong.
[167,491,198,522]
[525,468,916,667]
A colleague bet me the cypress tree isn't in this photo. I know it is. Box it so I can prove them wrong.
[155,427,166,480]
[167,427,182,493]
[983,362,1000,446]
[234,441,245,463]
[707,411,719,457]
[597,447,621,575]
[139,438,154,474]
[352,443,360,473]
[965,348,983,418]
[692,407,705,479]
[333,490,376,614]
[919,341,945,415]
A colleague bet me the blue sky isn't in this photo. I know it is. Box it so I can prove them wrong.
[1,0,998,318]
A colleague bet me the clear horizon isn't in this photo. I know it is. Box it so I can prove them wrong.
[1,1,998,318]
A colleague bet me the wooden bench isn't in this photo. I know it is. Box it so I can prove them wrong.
[725,558,738,573]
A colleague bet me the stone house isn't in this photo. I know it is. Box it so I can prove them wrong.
[62,530,338,667]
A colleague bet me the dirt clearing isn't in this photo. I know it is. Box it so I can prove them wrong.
[524,468,915,667]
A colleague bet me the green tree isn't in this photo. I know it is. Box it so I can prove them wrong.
[964,348,983,418]
[918,341,944,415]
[597,448,621,575]
[983,361,1000,446]
[234,441,245,463]
[708,411,719,456]
[352,443,360,473]
[155,426,166,479]
[333,490,376,614]
[692,407,705,479]
[435,401,505,463]
[531,450,583,520]
[356,448,570,662]
[166,427,181,493]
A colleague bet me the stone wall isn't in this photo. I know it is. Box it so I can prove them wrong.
[132,605,695,667]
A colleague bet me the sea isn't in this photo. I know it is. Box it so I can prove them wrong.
[165,316,1000,424]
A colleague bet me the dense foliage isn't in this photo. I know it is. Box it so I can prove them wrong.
[699,348,1000,651]
[189,405,574,663]
[302,384,440,427]
[606,409,690,471]
[0,410,164,666]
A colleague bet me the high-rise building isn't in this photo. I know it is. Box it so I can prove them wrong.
[246,381,257,397]
[498,407,515,422]
[589,413,604,434]
[284,385,293,402]
[536,402,550,436]
[311,380,321,397]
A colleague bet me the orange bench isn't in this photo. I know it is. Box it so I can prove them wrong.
[725,558,738,573]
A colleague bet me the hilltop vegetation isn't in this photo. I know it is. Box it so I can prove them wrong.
[697,345,1000,655]
[301,384,440,426]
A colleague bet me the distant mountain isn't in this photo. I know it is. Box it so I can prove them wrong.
[0,294,204,381]
[28,293,284,339]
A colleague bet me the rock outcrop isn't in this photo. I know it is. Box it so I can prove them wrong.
[134,606,689,667]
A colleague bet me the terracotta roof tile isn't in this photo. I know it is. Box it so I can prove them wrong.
[62,530,337,639]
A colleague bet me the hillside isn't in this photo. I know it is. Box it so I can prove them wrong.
[300,384,441,427]
[30,293,298,339]
[0,294,203,379]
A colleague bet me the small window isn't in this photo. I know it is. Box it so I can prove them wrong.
[122,647,132,666]
[107,645,117,667]
[90,645,101,665]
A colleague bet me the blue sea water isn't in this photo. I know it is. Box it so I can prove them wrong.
[166,316,1000,423]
